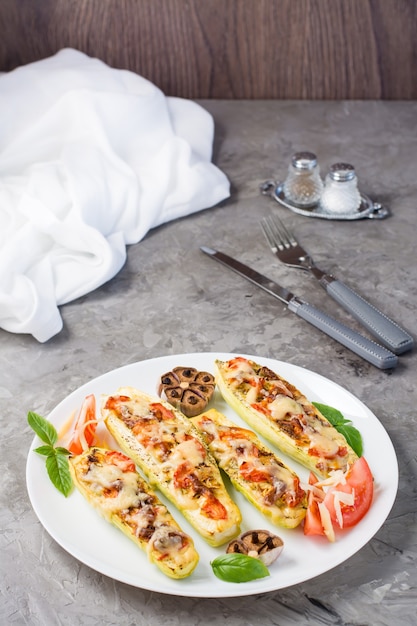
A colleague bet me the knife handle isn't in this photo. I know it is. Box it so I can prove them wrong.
[288,298,398,369]
[321,278,414,355]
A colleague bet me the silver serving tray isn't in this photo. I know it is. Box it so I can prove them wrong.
[260,181,390,220]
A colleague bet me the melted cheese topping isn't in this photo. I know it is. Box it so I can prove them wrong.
[74,451,188,557]
[245,385,258,406]
[105,392,237,525]
[115,397,209,473]
[223,358,255,379]
[307,429,340,457]
[147,526,186,557]
[269,396,303,421]
[222,359,347,461]
[122,397,196,453]
[166,438,205,469]
[196,415,300,506]
[82,460,141,513]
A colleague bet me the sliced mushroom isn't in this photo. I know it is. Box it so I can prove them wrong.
[158,367,215,417]
[226,530,284,566]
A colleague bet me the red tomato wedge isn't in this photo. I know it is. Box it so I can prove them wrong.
[304,490,325,536]
[67,394,97,455]
[323,457,374,529]
[304,459,373,540]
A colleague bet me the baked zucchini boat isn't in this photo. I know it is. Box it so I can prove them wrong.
[69,447,199,579]
[215,357,358,478]
[102,388,241,546]
[191,408,307,528]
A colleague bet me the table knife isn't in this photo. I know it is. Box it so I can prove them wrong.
[200,246,398,370]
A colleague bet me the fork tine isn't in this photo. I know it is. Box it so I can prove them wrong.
[263,216,293,250]
[260,219,280,252]
[277,219,297,246]
[267,216,297,248]
[260,214,314,271]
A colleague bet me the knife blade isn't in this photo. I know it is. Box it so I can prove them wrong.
[200,246,398,370]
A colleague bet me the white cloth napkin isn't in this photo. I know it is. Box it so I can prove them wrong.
[0,49,230,342]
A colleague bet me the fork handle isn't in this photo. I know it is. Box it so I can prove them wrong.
[289,298,398,370]
[321,278,414,355]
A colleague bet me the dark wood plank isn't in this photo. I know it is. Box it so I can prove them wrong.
[0,0,415,99]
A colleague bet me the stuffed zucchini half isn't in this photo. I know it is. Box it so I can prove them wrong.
[102,388,241,547]
[214,357,358,479]
[69,447,199,579]
[191,409,307,529]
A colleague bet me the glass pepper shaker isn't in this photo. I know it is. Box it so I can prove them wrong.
[320,163,362,214]
[283,151,323,207]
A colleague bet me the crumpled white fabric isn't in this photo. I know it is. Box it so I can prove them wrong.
[0,49,230,342]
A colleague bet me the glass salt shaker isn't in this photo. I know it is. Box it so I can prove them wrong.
[283,151,323,207]
[320,163,362,214]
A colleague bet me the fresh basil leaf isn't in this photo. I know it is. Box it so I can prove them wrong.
[55,447,71,456]
[211,553,269,583]
[335,424,363,457]
[28,411,74,496]
[313,402,348,426]
[27,411,58,446]
[313,402,363,457]
[34,444,54,457]
[45,452,73,497]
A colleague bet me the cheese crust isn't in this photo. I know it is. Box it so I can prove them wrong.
[69,447,199,579]
[215,357,358,478]
[102,387,241,546]
[191,409,307,529]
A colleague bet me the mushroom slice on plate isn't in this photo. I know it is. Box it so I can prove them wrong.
[226,530,284,566]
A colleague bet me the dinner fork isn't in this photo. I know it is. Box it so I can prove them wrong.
[260,215,414,355]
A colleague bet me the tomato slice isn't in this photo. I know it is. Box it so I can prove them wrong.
[304,489,326,536]
[67,394,97,455]
[239,461,271,483]
[304,472,326,536]
[106,450,136,473]
[219,426,252,441]
[201,492,227,520]
[323,457,374,529]
[104,395,130,411]
[173,462,193,489]
[150,402,175,420]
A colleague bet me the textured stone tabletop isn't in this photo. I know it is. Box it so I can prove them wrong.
[2,100,416,626]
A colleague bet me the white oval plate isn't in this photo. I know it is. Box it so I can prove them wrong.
[26,353,398,598]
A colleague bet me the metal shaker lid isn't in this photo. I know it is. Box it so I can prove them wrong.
[329,163,356,181]
[291,152,318,170]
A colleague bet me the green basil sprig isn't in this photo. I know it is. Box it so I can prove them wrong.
[211,553,269,583]
[28,411,73,497]
[313,402,363,457]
